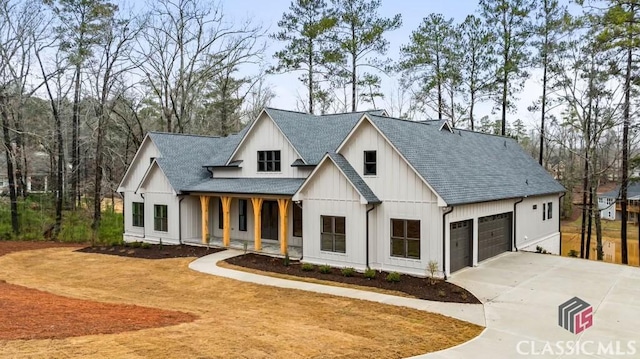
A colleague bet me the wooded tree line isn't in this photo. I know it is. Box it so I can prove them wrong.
[0,0,639,264]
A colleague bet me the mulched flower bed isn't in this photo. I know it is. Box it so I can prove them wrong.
[225,253,480,304]
[77,243,225,259]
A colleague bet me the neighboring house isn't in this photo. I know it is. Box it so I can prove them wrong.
[0,151,50,194]
[118,108,565,277]
[598,182,640,223]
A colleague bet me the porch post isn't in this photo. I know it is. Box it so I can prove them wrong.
[199,195,210,244]
[221,196,232,247]
[277,198,290,255]
[251,198,264,251]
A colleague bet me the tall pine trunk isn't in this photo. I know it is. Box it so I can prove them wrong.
[71,65,81,210]
[620,30,632,265]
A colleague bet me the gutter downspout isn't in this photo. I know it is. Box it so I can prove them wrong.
[513,197,524,252]
[120,192,125,235]
[178,195,185,245]
[295,201,303,260]
[442,206,454,280]
[365,204,377,269]
[559,192,566,255]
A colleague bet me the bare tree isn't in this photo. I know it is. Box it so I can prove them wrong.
[139,0,264,134]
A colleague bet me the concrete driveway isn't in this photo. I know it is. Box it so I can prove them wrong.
[416,252,640,359]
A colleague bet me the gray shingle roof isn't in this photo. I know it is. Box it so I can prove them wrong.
[149,131,244,193]
[367,115,565,205]
[601,182,640,199]
[183,177,305,195]
[265,108,385,165]
[326,152,380,204]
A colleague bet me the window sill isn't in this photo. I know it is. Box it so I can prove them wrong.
[389,255,422,261]
[320,250,347,256]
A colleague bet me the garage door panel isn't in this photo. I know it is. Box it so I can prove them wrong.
[450,219,473,272]
[478,212,512,262]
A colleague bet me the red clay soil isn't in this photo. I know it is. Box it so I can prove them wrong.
[0,241,197,340]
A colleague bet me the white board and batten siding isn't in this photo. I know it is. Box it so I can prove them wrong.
[138,164,180,243]
[219,112,310,178]
[445,194,561,274]
[299,160,368,269]
[120,138,160,242]
[517,195,560,255]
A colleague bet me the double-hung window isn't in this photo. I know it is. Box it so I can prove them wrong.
[321,216,345,253]
[154,204,168,232]
[132,202,144,227]
[364,150,377,175]
[238,199,247,231]
[391,219,420,259]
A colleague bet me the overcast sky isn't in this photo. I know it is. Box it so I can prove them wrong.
[216,0,573,130]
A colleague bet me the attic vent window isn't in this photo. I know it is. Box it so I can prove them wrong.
[364,151,377,175]
[258,150,281,172]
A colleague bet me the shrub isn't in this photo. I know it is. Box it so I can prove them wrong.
[318,264,332,274]
[386,272,401,283]
[568,249,579,258]
[301,263,314,272]
[438,289,447,298]
[426,260,439,285]
[283,252,290,267]
[451,286,462,294]
[140,242,151,249]
[363,268,376,279]
[341,267,355,277]
[129,241,142,248]
[461,292,468,301]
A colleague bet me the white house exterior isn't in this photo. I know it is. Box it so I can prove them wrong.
[598,183,640,222]
[118,108,565,277]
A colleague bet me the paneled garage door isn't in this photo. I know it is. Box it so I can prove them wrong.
[450,219,473,272]
[478,212,512,262]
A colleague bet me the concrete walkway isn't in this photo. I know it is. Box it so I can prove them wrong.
[189,249,486,326]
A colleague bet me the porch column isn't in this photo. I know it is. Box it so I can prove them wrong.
[199,195,210,244]
[251,198,264,251]
[277,198,290,255]
[221,196,232,247]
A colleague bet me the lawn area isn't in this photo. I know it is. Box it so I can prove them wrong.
[561,218,640,267]
[0,243,482,358]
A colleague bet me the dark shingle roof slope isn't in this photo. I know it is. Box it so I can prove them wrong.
[183,177,304,195]
[367,115,565,205]
[149,130,245,193]
[326,152,380,204]
[601,182,640,199]
[265,108,385,165]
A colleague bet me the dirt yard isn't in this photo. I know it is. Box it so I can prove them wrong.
[0,242,482,359]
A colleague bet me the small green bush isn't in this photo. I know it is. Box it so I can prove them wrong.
[283,252,290,267]
[363,268,376,279]
[129,241,142,248]
[438,289,447,298]
[318,264,332,274]
[341,267,355,277]
[141,242,151,249]
[301,263,314,271]
[386,272,401,283]
[568,249,579,258]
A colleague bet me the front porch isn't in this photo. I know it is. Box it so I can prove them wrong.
[183,236,302,258]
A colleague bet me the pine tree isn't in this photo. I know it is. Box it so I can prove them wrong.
[479,0,534,136]
[271,0,338,114]
[331,0,401,111]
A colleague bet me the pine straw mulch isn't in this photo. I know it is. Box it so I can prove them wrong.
[0,241,197,340]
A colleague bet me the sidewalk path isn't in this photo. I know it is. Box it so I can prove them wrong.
[189,249,486,327]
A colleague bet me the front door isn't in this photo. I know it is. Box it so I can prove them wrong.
[261,201,279,240]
